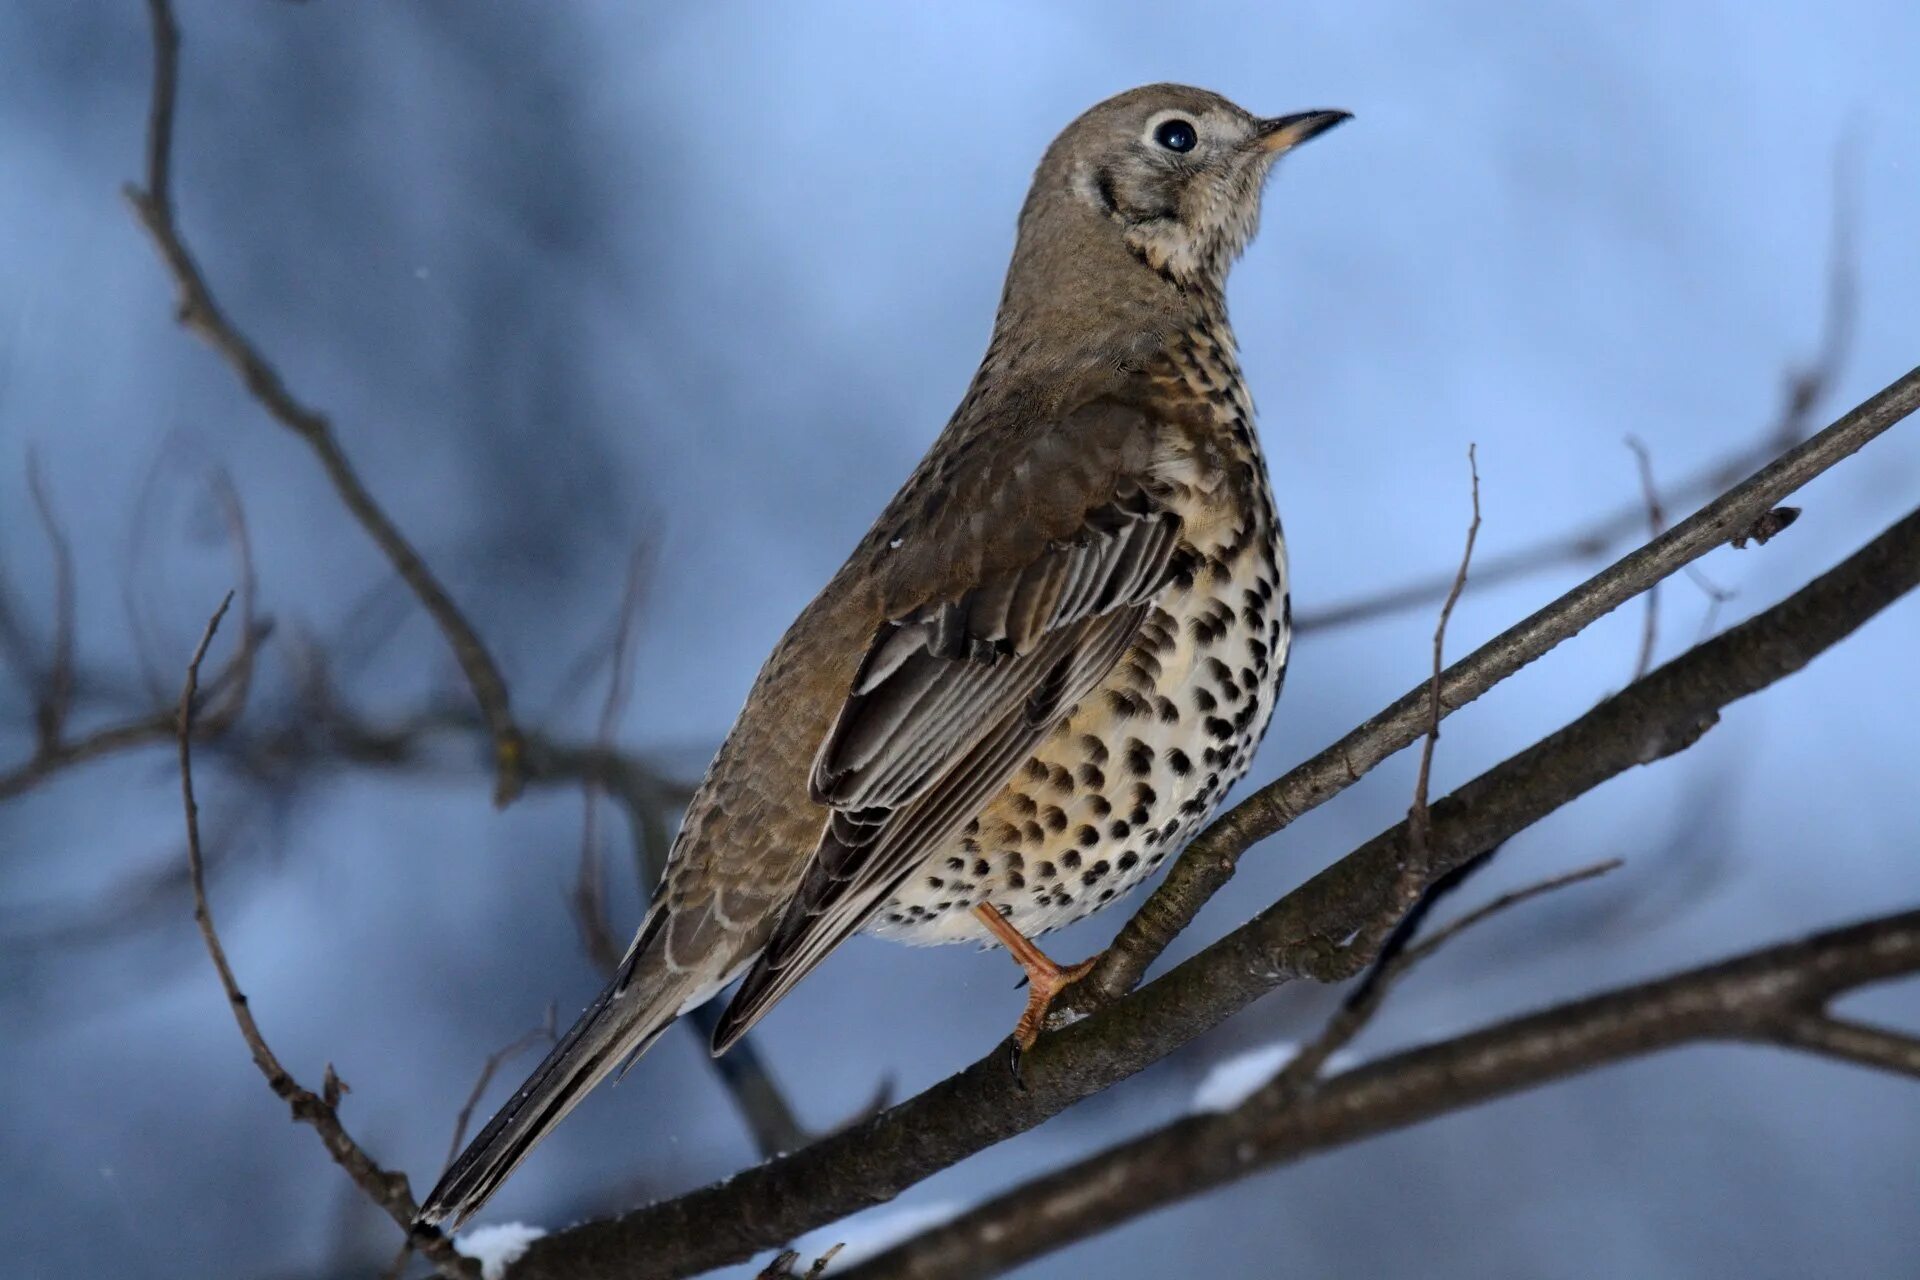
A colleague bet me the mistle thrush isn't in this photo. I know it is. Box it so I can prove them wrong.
[421,84,1347,1229]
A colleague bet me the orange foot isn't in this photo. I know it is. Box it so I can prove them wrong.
[971,903,1099,1053]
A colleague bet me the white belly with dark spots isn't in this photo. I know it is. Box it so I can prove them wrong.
[864,528,1289,945]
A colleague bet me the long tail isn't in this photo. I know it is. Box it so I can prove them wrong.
[415,928,696,1231]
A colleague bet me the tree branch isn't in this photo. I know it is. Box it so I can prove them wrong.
[177,597,476,1279]
[844,907,1920,1279]
[1083,363,1919,1009]
[125,0,527,806]
[505,479,1920,1279]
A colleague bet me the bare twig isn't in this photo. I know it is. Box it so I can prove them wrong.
[0,546,40,695]
[1398,858,1625,970]
[543,546,814,1159]
[444,1007,560,1173]
[1265,857,1621,1100]
[386,1008,559,1279]
[841,906,1920,1280]
[24,450,75,750]
[1,473,262,801]
[0,657,258,801]
[176,595,476,1280]
[1621,439,1737,650]
[1625,436,1664,680]
[573,546,651,975]
[1305,446,1482,1023]
[1265,457,1495,1099]
[1407,444,1480,864]
[197,470,260,732]
[125,0,526,806]
[1,709,172,800]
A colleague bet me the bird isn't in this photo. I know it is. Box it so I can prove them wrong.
[418,83,1347,1230]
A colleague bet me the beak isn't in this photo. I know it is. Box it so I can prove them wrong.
[1258,109,1353,154]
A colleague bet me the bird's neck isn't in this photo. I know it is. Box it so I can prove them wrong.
[977,201,1230,402]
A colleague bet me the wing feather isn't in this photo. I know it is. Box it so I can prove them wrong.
[710,483,1182,1053]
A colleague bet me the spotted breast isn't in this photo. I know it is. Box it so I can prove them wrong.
[867,313,1289,943]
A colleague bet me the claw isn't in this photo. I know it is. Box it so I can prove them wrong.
[972,904,1098,1062]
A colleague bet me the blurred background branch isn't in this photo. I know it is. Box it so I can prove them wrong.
[1,0,803,1183]
[124,0,527,807]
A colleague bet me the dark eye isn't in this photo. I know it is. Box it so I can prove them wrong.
[1153,118,1197,153]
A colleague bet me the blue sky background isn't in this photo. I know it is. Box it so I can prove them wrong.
[2,3,1917,1277]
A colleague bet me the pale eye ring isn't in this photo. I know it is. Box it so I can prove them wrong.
[1152,118,1197,153]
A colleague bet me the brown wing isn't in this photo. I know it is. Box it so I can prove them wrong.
[710,478,1184,1052]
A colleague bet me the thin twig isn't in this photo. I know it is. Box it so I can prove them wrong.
[573,546,650,974]
[125,0,526,806]
[176,595,476,1280]
[24,450,75,750]
[1398,858,1624,969]
[197,470,260,732]
[0,649,258,802]
[1624,436,1664,680]
[1406,444,1480,865]
[444,1006,561,1172]
[386,1008,560,1280]
[1270,856,1624,1099]
[1,474,262,801]
[1,707,175,800]
[1319,446,1482,1009]
[1619,439,1737,654]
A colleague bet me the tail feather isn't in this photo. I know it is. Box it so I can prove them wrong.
[416,952,691,1231]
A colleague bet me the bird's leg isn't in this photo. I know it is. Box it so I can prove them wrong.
[971,904,1098,1054]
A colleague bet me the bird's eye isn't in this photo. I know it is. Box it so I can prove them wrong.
[1153,118,1198,153]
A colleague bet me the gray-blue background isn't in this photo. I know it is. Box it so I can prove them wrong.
[3,3,1917,1277]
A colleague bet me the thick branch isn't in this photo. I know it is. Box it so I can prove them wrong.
[845,908,1920,1279]
[507,493,1920,1278]
[125,0,526,805]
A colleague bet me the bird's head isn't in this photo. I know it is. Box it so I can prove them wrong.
[1019,84,1348,296]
